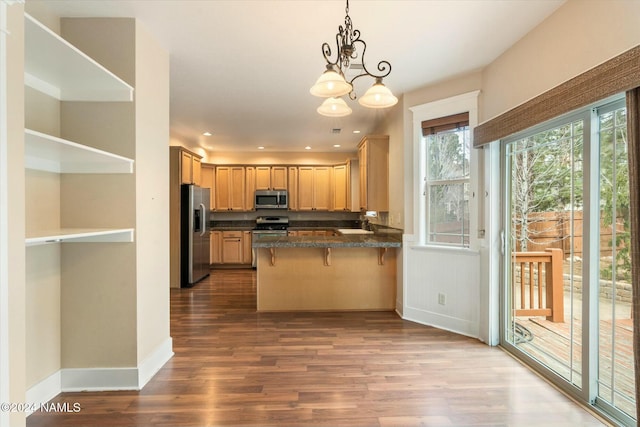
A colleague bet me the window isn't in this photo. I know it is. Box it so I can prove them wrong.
[423,113,470,246]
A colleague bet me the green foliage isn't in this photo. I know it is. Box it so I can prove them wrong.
[599,109,631,282]
[509,106,631,283]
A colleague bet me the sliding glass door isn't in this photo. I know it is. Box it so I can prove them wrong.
[502,97,636,425]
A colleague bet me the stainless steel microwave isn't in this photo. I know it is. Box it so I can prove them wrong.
[254,190,288,210]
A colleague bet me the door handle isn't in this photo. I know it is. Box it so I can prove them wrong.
[199,203,207,236]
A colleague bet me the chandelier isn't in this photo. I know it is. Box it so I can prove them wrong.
[310,0,398,117]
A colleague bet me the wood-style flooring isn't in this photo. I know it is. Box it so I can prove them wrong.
[27,269,608,427]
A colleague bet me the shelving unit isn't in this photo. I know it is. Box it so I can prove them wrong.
[24,13,133,101]
[25,129,134,174]
[23,13,135,246]
[26,228,134,246]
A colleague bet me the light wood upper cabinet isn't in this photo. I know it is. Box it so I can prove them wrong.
[245,166,256,211]
[255,166,271,190]
[192,157,202,186]
[215,166,245,211]
[255,166,287,190]
[288,166,299,211]
[298,166,331,211]
[332,163,350,212]
[358,135,389,212]
[313,166,331,211]
[178,149,202,185]
[201,164,215,209]
[271,166,288,190]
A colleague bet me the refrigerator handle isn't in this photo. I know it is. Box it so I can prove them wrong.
[199,203,207,236]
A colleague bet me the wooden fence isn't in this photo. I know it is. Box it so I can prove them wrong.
[514,211,625,257]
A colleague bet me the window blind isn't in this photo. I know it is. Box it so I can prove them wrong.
[473,44,640,147]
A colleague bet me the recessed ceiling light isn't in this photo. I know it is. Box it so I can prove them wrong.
[333,144,341,148]
[202,131,212,136]
[305,146,312,150]
[258,146,265,150]
[353,130,361,134]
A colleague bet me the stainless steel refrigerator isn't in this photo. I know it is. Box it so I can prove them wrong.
[180,184,211,287]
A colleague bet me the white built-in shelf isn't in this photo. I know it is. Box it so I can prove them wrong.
[24,13,134,102]
[26,228,134,246]
[25,129,134,173]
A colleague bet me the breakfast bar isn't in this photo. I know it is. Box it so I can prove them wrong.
[252,232,401,311]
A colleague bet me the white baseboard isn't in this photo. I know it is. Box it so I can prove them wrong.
[402,306,480,340]
[61,367,139,392]
[25,370,61,414]
[27,338,174,400]
[138,337,173,388]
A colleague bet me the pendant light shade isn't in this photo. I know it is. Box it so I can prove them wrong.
[358,79,398,109]
[317,97,352,117]
[310,68,352,98]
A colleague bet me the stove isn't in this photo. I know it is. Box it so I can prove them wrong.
[253,216,289,231]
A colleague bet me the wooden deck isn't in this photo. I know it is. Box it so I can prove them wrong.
[514,312,635,418]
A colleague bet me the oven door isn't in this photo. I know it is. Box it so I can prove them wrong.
[251,229,288,267]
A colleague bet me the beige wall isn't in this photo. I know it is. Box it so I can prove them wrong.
[481,0,640,123]
[60,18,138,367]
[5,2,26,425]
[134,21,171,364]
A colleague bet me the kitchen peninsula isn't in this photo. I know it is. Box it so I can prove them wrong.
[253,231,401,311]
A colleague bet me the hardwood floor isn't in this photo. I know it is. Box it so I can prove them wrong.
[27,269,608,427]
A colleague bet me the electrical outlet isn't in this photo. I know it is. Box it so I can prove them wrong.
[438,293,446,305]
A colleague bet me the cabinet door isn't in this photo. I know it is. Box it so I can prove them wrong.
[201,165,215,209]
[255,166,271,190]
[229,167,246,211]
[333,164,348,211]
[313,166,331,211]
[297,167,314,211]
[192,157,202,186]
[245,167,256,211]
[297,230,314,236]
[358,143,367,210]
[181,151,193,184]
[215,167,231,210]
[210,231,222,264]
[288,167,298,211]
[222,231,243,263]
[271,167,288,190]
[242,231,252,264]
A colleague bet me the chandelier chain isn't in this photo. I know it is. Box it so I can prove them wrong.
[320,0,391,98]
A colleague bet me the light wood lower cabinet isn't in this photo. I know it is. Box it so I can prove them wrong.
[222,231,243,264]
[211,230,252,266]
[210,231,222,264]
[243,231,252,264]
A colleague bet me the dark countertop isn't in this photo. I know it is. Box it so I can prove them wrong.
[252,233,402,248]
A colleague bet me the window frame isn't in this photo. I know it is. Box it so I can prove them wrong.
[424,124,471,247]
[410,90,480,251]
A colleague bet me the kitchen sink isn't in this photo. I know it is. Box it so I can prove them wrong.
[337,228,374,235]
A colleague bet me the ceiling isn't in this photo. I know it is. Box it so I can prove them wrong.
[31,0,565,153]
